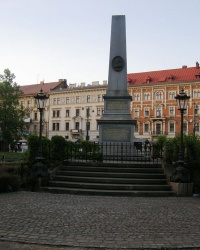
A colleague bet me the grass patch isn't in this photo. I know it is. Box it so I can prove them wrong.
[0,151,25,161]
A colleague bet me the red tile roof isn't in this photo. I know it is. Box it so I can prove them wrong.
[20,81,62,95]
[128,64,200,86]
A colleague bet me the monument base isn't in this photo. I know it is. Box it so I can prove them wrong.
[98,120,136,143]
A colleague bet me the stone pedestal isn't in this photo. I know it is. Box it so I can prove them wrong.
[98,15,136,147]
[170,182,193,196]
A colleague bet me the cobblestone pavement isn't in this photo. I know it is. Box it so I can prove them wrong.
[0,192,200,249]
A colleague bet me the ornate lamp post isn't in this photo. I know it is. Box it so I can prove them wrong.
[170,88,191,183]
[86,108,90,141]
[33,89,49,185]
[82,107,94,141]
[175,88,190,165]
[34,89,49,157]
[193,103,199,136]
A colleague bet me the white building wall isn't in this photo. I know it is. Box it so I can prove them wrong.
[48,86,107,141]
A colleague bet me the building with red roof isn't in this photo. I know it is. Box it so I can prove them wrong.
[19,63,200,141]
[127,62,200,140]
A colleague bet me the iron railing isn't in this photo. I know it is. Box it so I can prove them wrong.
[65,142,163,164]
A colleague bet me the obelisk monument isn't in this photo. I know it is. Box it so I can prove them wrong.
[98,15,136,143]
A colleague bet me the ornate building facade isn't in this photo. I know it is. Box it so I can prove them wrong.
[19,63,200,141]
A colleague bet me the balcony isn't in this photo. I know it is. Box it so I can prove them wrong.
[151,131,165,136]
[24,118,31,123]
[70,129,82,135]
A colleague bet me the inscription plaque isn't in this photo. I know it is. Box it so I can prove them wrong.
[102,127,131,142]
[106,100,127,110]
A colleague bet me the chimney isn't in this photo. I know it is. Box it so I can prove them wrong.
[40,81,44,85]
[182,65,187,68]
[196,62,199,69]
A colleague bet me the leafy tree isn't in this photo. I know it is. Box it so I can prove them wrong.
[0,69,27,150]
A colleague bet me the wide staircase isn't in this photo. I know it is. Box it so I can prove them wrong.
[42,161,176,196]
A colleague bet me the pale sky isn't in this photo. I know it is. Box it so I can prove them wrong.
[0,0,199,86]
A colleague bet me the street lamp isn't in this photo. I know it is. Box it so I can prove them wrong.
[175,88,190,165]
[82,107,94,141]
[170,88,191,183]
[34,89,49,157]
[33,89,49,184]
[193,103,199,136]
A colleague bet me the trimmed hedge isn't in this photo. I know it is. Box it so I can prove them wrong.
[0,162,29,192]
[0,173,20,192]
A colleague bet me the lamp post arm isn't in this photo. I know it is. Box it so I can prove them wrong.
[38,108,43,157]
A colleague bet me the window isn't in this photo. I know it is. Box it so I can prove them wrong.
[169,92,176,100]
[169,123,175,132]
[87,95,90,103]
[155,91,163,100]
[156,123,162,134]
[143,93,150,101]
[144,108,149,117]
[134,123,138,133]
[21,101,24,107]
[28,101,31,108]
[53,98,56,105]
[53,123,59,131]
[34,125,37,132]
[27,113,30,118]
[144,123,149,133]
[194,104,199,115]
[193,90,200,98]
[183,122,187,132]
[34,112,37,120]
[66,122,69,131]
[133,93,140,101]
[75,122,79,130]
[57,98,61,105]
[195,123,199,132]
[76,109,80,117]
[98,95,101,102]
[66,97,69,104]
[156,107,162,117]
[76,96,80,103]
[169,107,175,116]
[134,109,139,117]
[53,110,60,118]
[66,109,70,117]
[97,107,101,116]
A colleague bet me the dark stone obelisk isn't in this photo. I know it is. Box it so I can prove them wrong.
[98,15,136,143]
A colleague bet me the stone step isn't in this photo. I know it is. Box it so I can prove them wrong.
[48,181,172,191]
[52,175,168,184]
[42,186,176,197]
[56,170,166,179]
[42,162,174,197]
[63,161,162,168]
[60,166,163,173]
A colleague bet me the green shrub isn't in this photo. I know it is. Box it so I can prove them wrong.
[0,173,20,192]
[163,134,200,165]
[51,135,67,166]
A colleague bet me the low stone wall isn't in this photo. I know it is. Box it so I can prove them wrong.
[163,163,200,195]
[170,182,193,196]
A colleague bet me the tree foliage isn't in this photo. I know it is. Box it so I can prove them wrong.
[0,69,27,150]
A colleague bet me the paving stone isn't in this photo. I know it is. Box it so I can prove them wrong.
[0,192,200,249]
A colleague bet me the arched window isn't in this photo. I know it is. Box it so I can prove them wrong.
[155,91,163,100]
[169,92,175,99]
